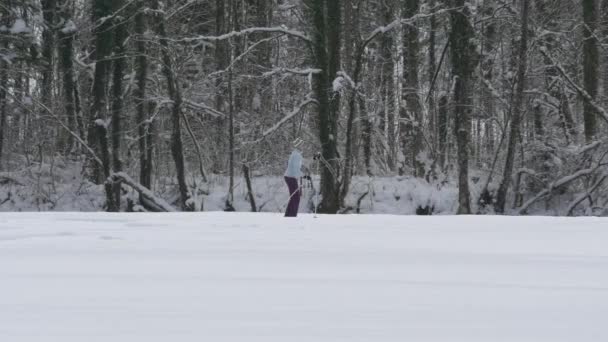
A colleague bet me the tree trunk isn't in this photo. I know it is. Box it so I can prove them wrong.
[339,0,362,205]
[535,0,576,143]
[154,0,190,211]
[381,1,396,171]
[213,0,228,173]
[40,0,56,159]
[437,94,448,170]
[603,0,608,107]
[428,0,437,157]
[402,0,424,177]
[495,0,530,214]
[583,0,598,143]
[481,1,496,154]
[110,0,127,211]
[134,0,152,191]
[58,0,76,154]
[449,0,478,214]
[308,0,341,214]
[0,45,7,170]
[89,0,114,185]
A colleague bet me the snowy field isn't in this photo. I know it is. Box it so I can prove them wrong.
[1,213,608,341]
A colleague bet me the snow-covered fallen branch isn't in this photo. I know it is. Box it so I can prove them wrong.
[518,164,602,215]
[565,174,607,216]
[109,172,176,212]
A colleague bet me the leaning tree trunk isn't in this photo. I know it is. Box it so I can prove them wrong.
[153,0,190,211]
[495,0,530,214]
[583,0,598,143]
[449,0,478,214]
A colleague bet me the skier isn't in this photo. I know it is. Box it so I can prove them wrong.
[284,140,305,217]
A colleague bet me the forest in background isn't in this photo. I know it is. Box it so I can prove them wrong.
[1,0,608,215]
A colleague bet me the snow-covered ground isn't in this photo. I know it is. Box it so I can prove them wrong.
[1,213,608,341]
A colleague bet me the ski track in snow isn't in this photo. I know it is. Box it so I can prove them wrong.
[1,213,608,341]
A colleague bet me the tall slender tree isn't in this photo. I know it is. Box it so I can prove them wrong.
[402,0,424,177]
[582,0,598,143]
[449,0,478,214]
[495,0,530,214]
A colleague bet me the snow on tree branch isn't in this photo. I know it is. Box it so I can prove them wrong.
[245,96,317,145]
[539,47,608,124]
[180,26,312,44]
[110,172,176,212]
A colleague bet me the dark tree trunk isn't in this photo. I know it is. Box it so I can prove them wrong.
[481,1,496,153]
[40,0,56,157]
[154,0,190,211]
[58,0,76,154]
[89,0,114,185]
[495,0,530,214]
[583,0,598,143]
[308,0,341,214]
[340,0,362,205]
[437,94,448,170]
[213,0,228,173]
[134,0,152,191]
[380,1,396,171]
[243,164,257,212]
[402,0,424,177]
[428,0,437,156]
[109,0,128,211]
[449,0,478,214]
[0,5,8,170]
[0,46,6,170]
[603,0,608,107]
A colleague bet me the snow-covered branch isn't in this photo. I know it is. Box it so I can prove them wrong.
[565,174,607,216]
[109,172,176,212]
[262,68,321,78]
[245,96,317,145]
[360,8,452,52]
[180,26,311,44]
[539,47,608,124]
[183,100,225,118]
[518,163,603,215]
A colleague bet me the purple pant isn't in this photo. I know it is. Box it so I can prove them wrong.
[284,176,300,217]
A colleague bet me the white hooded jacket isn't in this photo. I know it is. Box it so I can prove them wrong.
[284,150,303,178]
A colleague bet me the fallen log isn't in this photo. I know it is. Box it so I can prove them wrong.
[109,172,176,212]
